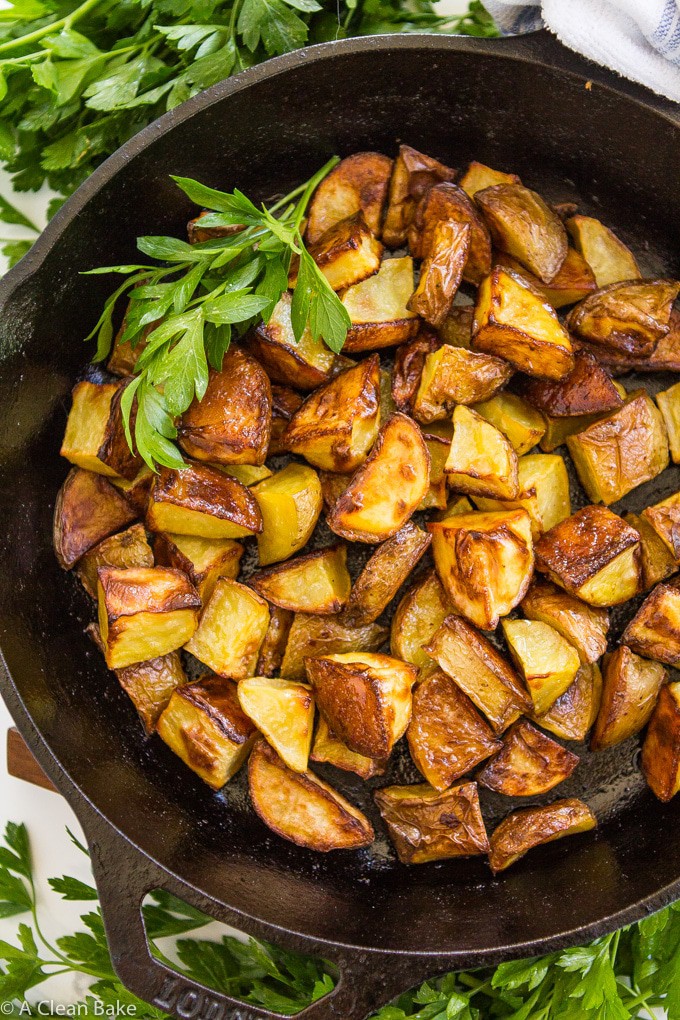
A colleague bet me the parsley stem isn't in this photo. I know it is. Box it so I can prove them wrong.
[0,0,104,53]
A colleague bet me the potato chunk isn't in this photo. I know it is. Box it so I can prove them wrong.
[269,385,304,455]
[535,663,603,742]
[306,151,392,243]
[146,464,262,540]
[409,182,491,285]
[642,492,680,562]
[238,676,314,773]
[256,606,293,677]
[97,566,200,669]
[591,646,666,751]
[153,532,242,603]
[382,143,456,247]
[516,350,622,418]
[501,618,580,715]
[622,582,680,665]
[341,257,419,352]
[282,356,380,472]
[61,380,140,480]
[110,465,154,516]
[420,434,449,510]
[478,720,579,796]
[641,682,680,802]
[567,279,680,357]
[391,330,440,413]
[295,212,382,291]
[252,464,322,566]
[178,349,271,466]
[249,544,351,615]
[54,469,137,570]
[472,391,546,455]
[472,452,569,539]
[281,613,387,681]
[566,392,669,505]
[488,799,597,874]
[327,413,429,543]
[476,183,568,283]
[428,509,534,630]
[472,268,574,380]
[438,305,474,348]
[656,381,680,464]
[535,505,640,606]
[459,160,519,198]
[390,570,452,677]
[407,219,469,327]
[117,651,186,735]
[77,523,154,598]
[248,739,374,851]
[311,716,386,779]
[343,522,431,627]
[407,670,501,790]
[444,405,519,500]
[521,579,608,665]
[305,651,416,758]
[624,512,677,591]
[413,345,512,423]
[566,215,640,287]
[374,781,489,864]
[157,676,257,789]
[496,248,597,309]
[184,578,269,679]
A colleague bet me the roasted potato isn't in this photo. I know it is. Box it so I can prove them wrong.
[515,350,623,418]
[184,578,269,679]
[306,151,393,244]
[178,349,271,466]
[117,650,186,735]
[342,522,431,627]
[591,645,666,751]
[413,345,512,423]
[391,330,440,413]
[238,676,314,772]
[625,512,678,591]
[656,381,680,464]
[501,618,580,716]
[327,413,430,543]
[252,463,322,565]
[215,464,272,486]
[110,465,154,516]
[424,614,531,732]
[292,212,382,291]
[521,579,608,665]
[249,738,374,850]
[249,544,351,615]
[445,405,519,500]
[566,214,640,287]
[567,279,680,357]
[407,219,470,326]
[379,367,397,426]
[641,681,680,802]
[496,248,597,308]
[476,184,568,282]
[341,256,419,352]
[534,505,641,606]
[472,267,574,380]
[319,469,351,511]
[472,391,546,455]
[77,523,154,598]
[97,566,201,669]
[428,509,534,630]
[488,799,597,874]
[61,380,140,480]
[256,606,293,677]
[535,663,603,742]
[407,669,501,790]
[420,434,449,510]
[306,651,416,758]
[146,464,262,540]
[459,160,519,198]
[474,452,570,540]
[390,570,452,676]
[538,410,608,453]
[311,716,387,779]
[281,613,388,681]
[382,143,456,247]
[438,305,474,348]
[157,675,257,789]
[409,182,491,285]
[269,385,304,455]
[374,781,489,864]
[622,582,680,665]
[53,468,137,570]
[438,494,474,520]
[153,532,243,603]
[281,356,380,472]
[642,492,680,562]
[477,720,579,796]
[587,305,680,374]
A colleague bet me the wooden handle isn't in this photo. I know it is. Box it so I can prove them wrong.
[6,727,57,792]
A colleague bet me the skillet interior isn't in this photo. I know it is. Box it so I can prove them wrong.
[1,35,680,962]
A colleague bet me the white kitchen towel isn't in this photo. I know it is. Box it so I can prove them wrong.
[483,0,680,103]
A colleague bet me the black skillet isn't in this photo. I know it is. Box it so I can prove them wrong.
[1,27,680,1020]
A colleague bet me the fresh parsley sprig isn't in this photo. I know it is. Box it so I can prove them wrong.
[84,156,349,471]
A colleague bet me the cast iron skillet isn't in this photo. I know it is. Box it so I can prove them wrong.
[2,27,680,1020]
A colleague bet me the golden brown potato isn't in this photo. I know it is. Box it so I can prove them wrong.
[292,212,382,291]
[146,463,262,540]
[178,349,271,466]
[319,469,351,512]
[342,522,431,627]
[501,618,580,716]
[437,305,474,348]
[53,468,137,570]
[471,453,568,539]
[437,494,474,520]
[535,663,603,742]
[521,579,608,665]
[472,268,574,380]
[587,305,680,374]
[153,532,243,603]
[641,681,680,802]
[496,248,597,308]
[374,781,489,864]
[390,570,452,676]
[382,144,456,247]
[281,356,380,472]
[409,182,491,285]
[249,738,374,850]
[256,606,293,677]
[656,381,680,463]
[642,492,680,562]
[61,380,141,480]
[407,219,470,326]
[391,330,440,413]
[566,391,669,505]
[281,613,388,681]
[311,716,387,779]
[327,413,430,543]
[252,463,322,566]
[566,215,641,288]
[444,405,519,500]
[472,391,546,455]
[622,582,680,665]
[184,578,269,679]
[567,279,680,357]
[459,160,519,198]
[157,676,257,790]
[516,350,623,418]
[238,676,314,773]
[341,257,419,352]
[425,614,531,732]
[488,799,597,874]
[77,523,153,598]
[407,670,501,790]
[476,184,568,283]
[306,151,393,244]
[624,512,677,591]
[97,566,201,669]
[110,465,154,516]
[427,509,534,630]
[249,544,351,615]
[591,645,666,751]
[538,410,607,453]
[534,505,641,606]
[413,345,512,423]
[306,651,416,758]
[420,434,450,510]
[269,385,304,456]
[477,720,579,796]
[116,650,186,735]
[379,367,397,426]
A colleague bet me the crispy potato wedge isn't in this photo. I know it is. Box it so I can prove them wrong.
[496,248,597,308]
[306,651,416,758]
[656,381,680,464]
[425,614,531,731]
[282,356,380,472]
[472,391,546,455]
[476,184,568,283]
[538,410,609,453]
[54,469,137,570]
[61,380,141,480]
[516,350,622,418]
[478,720,579,796]
[625,512,677,591]
[97,566,201,669]
[409,182,491,285]
[249,544,350,615]
[420,434,449,510]
[184,578,269,679]
[282,613,388,681]
[292,212,382,291]
[445,405,519,500]
[535,505,641,606]
[311,716,387,779]
[375,781,489,864]
[341,256,419,352]
[641,681,680,802]
[501,618,580,716]
[382,144,456,247]
[379,367,397,425]
[407,669,501,790]
[110,465,154,516]
[472,268,574,380]
[327,413,430,543]
[642,492,680,562]
[413,345,512,423]
[407,219,470,326]
[153,533,243,603]
[566,215,641,287]
[77,523,153,598]
[306,151,393,244]
[591,645,666,751]
[488,799,597,874]
[428,509,534,630]
[238,676,314,772]
[252,464,322,566]
[157,675,256,789]
[391,330,440,413]
[567,391,669,505]
[622,582,680,665]
[319,470,351,512]
[521,579,608,665]
[256,606,293,677]
[567,279,680,357]
[342,522,431,627]
[472,450,570,540]
[460,160,519,198]
[146,464,262,540]
[535,663,603,742]
[117,650,186,735]
[248,738,374,850]
[438,305,474,348]
[269,386,303,458]
[178,349,271,466]
[586,305,680,374]
[390,570,452,677]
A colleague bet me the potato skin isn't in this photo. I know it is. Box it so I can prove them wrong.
[147,463,263,537]
[515,350,622,418]
[281,613,388,681]
[391,331,440,413]
[382,144,456,247]
[535,663,603,742]
[407,219,469,327]
[567,279,680,357]
[77,523,153,598]
[477,720,579,796]
[54,468,137,569]
[591,645,666,751]
[521,579,609,665]
[256,606,293,677]
[117,650,186,735]
[306,151,393,244]
[342,521,431,627]
[390,569,452,676]
[98,565,200,622]
[489,799,596,874]
[641,682,680,802]
[413,345,513,423]
[642,493,680,561]
[622,582,680,665]
[625,512,678,591]
[409,182,491,285]
[374,781,489,864]
[311,716,387,779]
[495,248,596,309]
[476,183,568,284]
